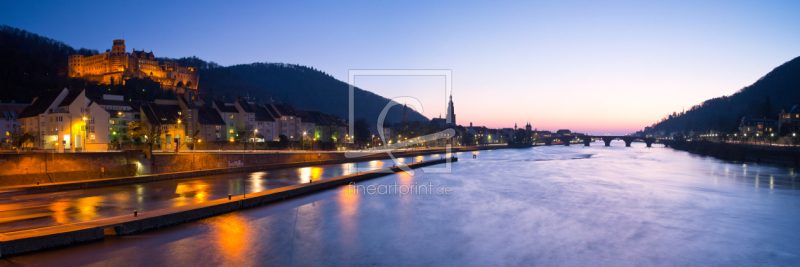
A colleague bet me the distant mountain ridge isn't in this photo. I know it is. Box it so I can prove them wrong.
[0,25,428,124]
[642,55,800,134]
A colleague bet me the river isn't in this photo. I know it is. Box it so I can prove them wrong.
[2,141,800,266]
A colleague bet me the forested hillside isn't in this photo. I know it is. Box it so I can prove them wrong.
[643,56,800,134]
[0,25,427,124]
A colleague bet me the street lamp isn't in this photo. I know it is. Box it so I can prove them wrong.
[241,127,257,198]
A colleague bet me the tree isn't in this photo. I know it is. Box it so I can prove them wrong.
[463,132,475,145]
[138,124,168,158]
[278,134,289,149]
[353,119,371,146]
[13,132,35,149]
[763,96,773,118]
[127,121,147,143]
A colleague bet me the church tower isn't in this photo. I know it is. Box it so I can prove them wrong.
[445,94,456,125]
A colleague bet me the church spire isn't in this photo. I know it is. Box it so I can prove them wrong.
[446,92,455,125]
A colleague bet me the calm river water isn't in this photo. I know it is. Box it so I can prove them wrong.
[3,141,800,266]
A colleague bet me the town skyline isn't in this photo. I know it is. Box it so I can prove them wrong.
[2,1,799,135]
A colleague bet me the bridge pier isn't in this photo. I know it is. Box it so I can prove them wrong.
[644,138,655,148]
[661,140,672,148]
[559,136,573,146]
[582,138,591,146]
[601,137,614,146]
[544,139,552,146]
[621,137,634,147]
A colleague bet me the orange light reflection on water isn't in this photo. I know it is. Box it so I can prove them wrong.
[75,196,103,221]
[250,171,266,193]
[49,201,70,224]
[369,160,385,170]
[174,182,211,206]
[299,167,323,183]
[338,184,360,246]
[210,214,254,265]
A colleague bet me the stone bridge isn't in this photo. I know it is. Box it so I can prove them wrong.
[542,136,673,147]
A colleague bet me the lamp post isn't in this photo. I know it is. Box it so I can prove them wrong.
[118,111,124,149]
[12,125,18,150]
[770,133,775,146]
[82,117,87,152]
[303,131,307,151]
[242,128,250,198]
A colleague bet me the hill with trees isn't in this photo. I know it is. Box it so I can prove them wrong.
[0,25,427,124]
[641,55,800,135]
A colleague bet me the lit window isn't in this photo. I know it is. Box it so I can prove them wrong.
[230,129,234,134]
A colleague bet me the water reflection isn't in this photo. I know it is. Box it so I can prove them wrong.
[337,183,359,247]
[49,201,70,224]
[298,167,323,183]
[210,214,253,265]
[174,182,210,206]
[250,171,266,192]
[7,144,800,266]
[75,196,102,221]
[0,155,435,233]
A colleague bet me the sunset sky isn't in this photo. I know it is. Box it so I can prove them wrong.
[2,0,799,135]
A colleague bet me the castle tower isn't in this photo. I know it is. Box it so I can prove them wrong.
[526,122,532,132]
[109,39,128,73]
[112,39,126,56]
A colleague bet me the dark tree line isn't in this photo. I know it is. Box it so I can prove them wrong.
[0,25,431,126]
[643,55,800,134]
[0,25,98,103]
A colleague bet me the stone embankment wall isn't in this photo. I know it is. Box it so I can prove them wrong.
[150,147,473,174]
[671,141,800,166]
[0,146,501,187]
[0,151,139,186]
[151,152,349,173]
[150,145,502,174]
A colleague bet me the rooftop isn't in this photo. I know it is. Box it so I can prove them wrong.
[18,88,65,118]
[196,107,226,125]
[213,99,238,113]
[0,104,27,119]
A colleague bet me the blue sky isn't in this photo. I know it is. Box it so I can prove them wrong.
[2,0,799,134]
